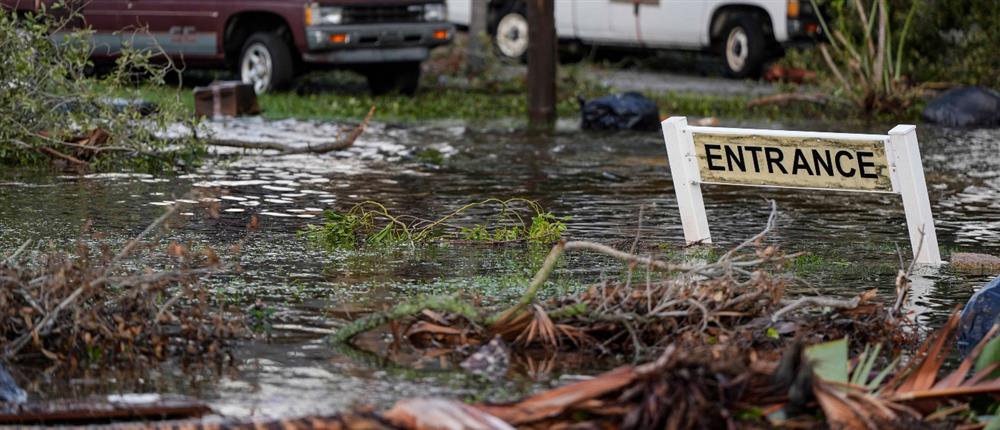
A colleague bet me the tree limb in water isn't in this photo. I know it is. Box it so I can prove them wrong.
[208,106,375,154]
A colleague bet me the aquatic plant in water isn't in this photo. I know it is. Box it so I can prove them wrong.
[300,198,569,250]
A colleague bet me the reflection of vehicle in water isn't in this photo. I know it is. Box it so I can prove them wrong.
[447,0,820,78]
[1,0,455,94]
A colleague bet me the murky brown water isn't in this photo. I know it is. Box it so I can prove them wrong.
[1,119,997,418]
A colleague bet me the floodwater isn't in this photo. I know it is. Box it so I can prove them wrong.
[0,118,998,418]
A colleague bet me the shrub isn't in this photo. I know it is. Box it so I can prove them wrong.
[0,4,203,172]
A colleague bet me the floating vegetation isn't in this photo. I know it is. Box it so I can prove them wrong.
[300,198,569,250]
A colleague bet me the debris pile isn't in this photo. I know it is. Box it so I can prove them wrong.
[0,208,242,365]
[331,203,913,362]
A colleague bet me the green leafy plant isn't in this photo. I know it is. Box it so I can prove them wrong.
[0,4,203,171]
[528,212,570,244]
[302,198,569,250]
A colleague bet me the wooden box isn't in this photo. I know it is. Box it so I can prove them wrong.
[193,81,260,118]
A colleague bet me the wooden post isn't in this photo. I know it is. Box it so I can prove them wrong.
[662,117,712,244]
[888,125,941,264]
[466,0,488,74]
[526,0,555,128]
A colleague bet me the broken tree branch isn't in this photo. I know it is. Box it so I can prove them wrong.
[771,295,862,322]
[208,106,375,154]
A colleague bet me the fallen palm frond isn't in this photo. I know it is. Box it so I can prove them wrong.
[0,206,243,365]
[463,318,1000,430]
[301,198,569,250]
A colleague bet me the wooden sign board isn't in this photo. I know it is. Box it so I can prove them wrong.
[662,117,941,264]
[693,134,893,192]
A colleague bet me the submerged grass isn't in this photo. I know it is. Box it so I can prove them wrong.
[300,198,569,250]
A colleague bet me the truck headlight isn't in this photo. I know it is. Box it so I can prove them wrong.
[423,3,446,22]
[305,3,343,26]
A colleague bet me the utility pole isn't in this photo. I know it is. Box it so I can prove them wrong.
[466,0,488,74]
[526,0,555,128]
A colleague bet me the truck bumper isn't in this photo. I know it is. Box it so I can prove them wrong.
[303,46,430,64]
[784,18,822,48]
[303,22,453,64]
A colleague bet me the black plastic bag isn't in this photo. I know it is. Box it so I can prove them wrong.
[580,92,661,131]
[922,86,1000,128]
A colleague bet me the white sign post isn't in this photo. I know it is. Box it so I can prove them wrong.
[661,116,941,265]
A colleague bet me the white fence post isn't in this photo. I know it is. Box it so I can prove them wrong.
[888,125,941,264]
[662,117,712,244]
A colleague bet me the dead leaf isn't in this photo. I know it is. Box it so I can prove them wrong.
[477,366,638,425]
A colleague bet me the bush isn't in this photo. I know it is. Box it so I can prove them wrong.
[906,0,999,88]
[0,4,203,172]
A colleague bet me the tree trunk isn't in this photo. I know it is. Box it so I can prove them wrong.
[466,0,489,74]
[526,0,556,128]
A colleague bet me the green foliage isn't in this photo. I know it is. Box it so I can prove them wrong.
[809,0,920,113]
[247,305,276,334]
[906,0,999,88]
[801,0,997,99]
[414,148,445,165]
[303,198,569,251]
[806,338,899,392]
[299,211,367,250]
[805,336,850,383]
[528,212,570,244]
[0,4,203,171]
[975,334,1000,380]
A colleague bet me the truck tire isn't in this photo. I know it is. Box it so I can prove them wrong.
[719,14,766,79]
[490,1,529,61]
[239,32,294,94]
[365,61,421,96]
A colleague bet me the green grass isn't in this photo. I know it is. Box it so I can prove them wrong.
[125,82,771,123]
[121,67,922,124]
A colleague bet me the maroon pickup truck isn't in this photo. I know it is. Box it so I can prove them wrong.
[1,0,454,94]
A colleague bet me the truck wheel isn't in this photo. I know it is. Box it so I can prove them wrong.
[365,62,421,96]
[239,32,294,94]
[720,14,766,78]
[491,1,528,61]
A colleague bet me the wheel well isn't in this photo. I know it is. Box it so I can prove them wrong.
[709,5,775,48]
[224,12,297,70]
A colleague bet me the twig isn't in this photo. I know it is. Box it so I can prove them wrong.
[771,296,862,322]
[563,241,690,272]
[3,239,32,264]
[720,199,777,262]
[37,146,88,166]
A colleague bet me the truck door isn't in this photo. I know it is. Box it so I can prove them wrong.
[573,0,637,44]
[30,0,125,57]
[79,0,126,56]
[636,0,707,49]
[117,0,220,59]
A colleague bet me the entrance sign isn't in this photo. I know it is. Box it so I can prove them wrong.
[662,117,941,264]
